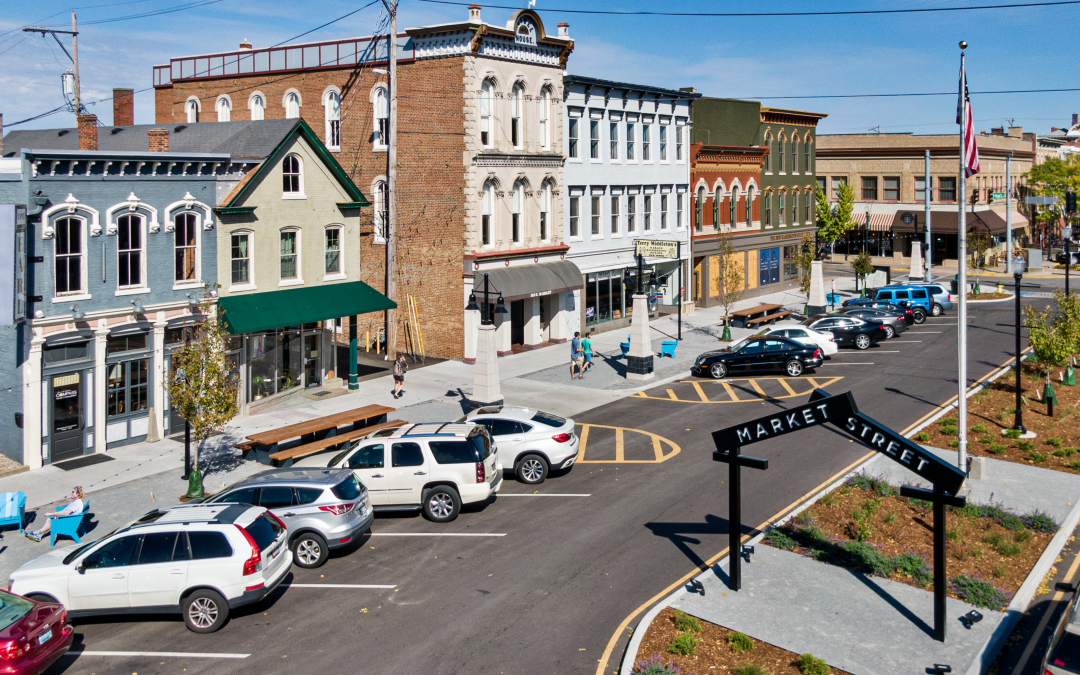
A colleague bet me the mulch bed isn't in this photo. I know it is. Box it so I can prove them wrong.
[636,607,851,675]
[967,291,1012,300]
[917,361,1080,475]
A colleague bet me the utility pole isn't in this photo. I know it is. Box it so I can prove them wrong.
[23,11,81,117]
[925,150,932,282]
[1006,154,1013,273]
[381,0,398,359]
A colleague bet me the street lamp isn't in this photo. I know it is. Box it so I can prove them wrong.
[1009,255,1030,437]
[467,273,508,326]
[864,207,871,254]
[466,272,507,409]
[1063,226,1073,296]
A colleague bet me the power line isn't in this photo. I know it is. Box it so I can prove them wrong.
[417,0,1080,16]
[736,87,1080,100]
[82,0,226,25]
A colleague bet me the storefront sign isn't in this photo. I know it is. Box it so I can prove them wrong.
[0,205,26,325]
[635,240,679,259]
[530,290,552,298]
[768,232,805,241]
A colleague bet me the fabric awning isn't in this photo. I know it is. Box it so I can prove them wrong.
[218,280,396,335]
[472,260,583,301]
[863,213,895,232]
[890,209,1029,234]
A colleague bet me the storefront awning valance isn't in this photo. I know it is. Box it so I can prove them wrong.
[472,260,584,301]
[218,281,396,335]
[891,209,1029,235]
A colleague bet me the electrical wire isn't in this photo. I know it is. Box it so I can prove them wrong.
[417,0,1080,16]
[737,87,1080,100]
[81,0,226,25]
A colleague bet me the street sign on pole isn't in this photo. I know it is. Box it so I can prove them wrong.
[991,192,1005,201]
[1026,196,1059,205]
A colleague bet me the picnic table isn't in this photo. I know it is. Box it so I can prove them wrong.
[236,404,396,466]
[725,303,794,329]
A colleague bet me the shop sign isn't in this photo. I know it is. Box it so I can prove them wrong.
[768,232,804,241]
[585,307,595,319]
[530,290,552,298]
[635,240,679,259]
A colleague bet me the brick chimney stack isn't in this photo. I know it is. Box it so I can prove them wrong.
[1073,113,1078,126]
[113,88,134,126]
[148,128,169,152]
[77,114,98,151]
[239,39,252,50]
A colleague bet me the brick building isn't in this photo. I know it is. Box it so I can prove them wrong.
[152,5,574,361]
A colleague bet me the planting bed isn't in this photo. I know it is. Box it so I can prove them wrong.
[966,291,1012,300]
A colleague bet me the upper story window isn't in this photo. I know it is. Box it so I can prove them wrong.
[883,176,901,201]
[609,122,619,160]
[539,182,551,241]
[791,137,798,173]
[282,154,303,197]
[569,195,580,238]
[779,135,787,173]
[805,189,812,222]
[480,80,494,148]
[117,214,143,289]
[174,213,198,283]
[55,217,84,295]
[512,182,524,243]
[610,195,620,235]
[677,193,685,230]
[713,187,721,228]
[481,182,494,246]
[280,230,299,281]
[805,138,812,174]
[660,126,668,162]
[626,122,636,161]
[779,192,786,225]
[216,97,231,122]
[643,194,652,231]
[325,226,342,277]
[231,232,251,286]
[285,92,300,119]
[764,193,772,226]
[539,87,551,150]
[730,187,740,226]
[186,98,199,124]
[676,125,684,161]
[324,90,341,150]
[642,124,651,162]
[373,87,389,149]
[511,84,524,148]
[695,187,704,230]
[660,194,669,230]
[764,134,773,173]
[831,176,846,200]
[590,120,600,160]
[915,176,931,202]
[373,181,388,242]
[792,192,799,224]
[250,94,265,121]
[568,118,579,159]
[746,187,755,224]
[627,195,637,233]
[590,195,601,236]
[861,176,878,201]
[938,176,957,202]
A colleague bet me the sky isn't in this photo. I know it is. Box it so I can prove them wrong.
[1,0,1078,137]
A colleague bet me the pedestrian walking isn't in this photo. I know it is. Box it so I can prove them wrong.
[570,332,584,380]
[392,353,408,399]
[25,487,83,543]
[582,332,594,373]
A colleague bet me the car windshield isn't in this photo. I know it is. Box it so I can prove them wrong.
[531,411,566,428]
[63,527,122,565]
[730,338,753,351]
[0,591,34,630]
[752,329,770,338]
[328,439,363,467]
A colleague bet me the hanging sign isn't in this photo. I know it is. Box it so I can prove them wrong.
[635,240,679,259]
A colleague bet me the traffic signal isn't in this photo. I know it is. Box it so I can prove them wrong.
[971,188,979,204]
[1067,191,1077,214]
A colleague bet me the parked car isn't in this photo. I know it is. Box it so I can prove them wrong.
[0,589,74,675]
[1056,250,1080,265]
[297,423,502,523]
[803,314,887,350]
[751,322,838,356]
[904,282,957,313]
[455,406,578,485]
[8,504,291,633]
[692,336,823,379]
[197,469,372,569]
[841,298,922,324]
[873,284,951,316]
[1043,582,1080,675]
[841,307,908,339]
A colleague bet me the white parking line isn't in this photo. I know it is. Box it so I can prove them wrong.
[73,651,250,659]
[284,583,397,589]
[498,493,592,497]
[829,362,875,365]
[368,532,507,537]
[834,350,899,353]
[888,340,922,343]
[906,331,942,333]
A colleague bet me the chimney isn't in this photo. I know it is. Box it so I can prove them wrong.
[239,39,252,50]
[77,114,98,151]
[113,88,134,126]
[1008,126,1023,138]
[1073,113,1078,125]
[679,87,697,94]
[557,21,569,38]
[468,3,481,23]
[148,128,169,152]
[0,113,4,157]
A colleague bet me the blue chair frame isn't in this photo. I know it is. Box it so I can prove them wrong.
[660,341,678,358]
[49,500,90,546]
[0,492,26,534]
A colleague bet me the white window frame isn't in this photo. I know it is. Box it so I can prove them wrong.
[538,87,551,150]
[512,182,524,243]
[282,154,305,199]
[480,80,494,149]
[373,180,388,244]
[511,84,524,149]
[730,187,740,227]
[779,135,787,174]
[53,216,89,299]
[805,137,812,175]
[373,87,389,150]
[324,224,345,280]
[229,230,255,292]
[172,211,201,290]
[481,182,495,247]
[185,97,200,124]
[626,122,636,162]
[643,194,652,231]
[568,118,579,160]
[642,124,651,163]
[791,138,799,174]
[627,194,637,233]
[676,125,684,162]
[324,89,341,151]
[746,187,755,226]
[279,227,303,286]
[216,96,231,122]
[660,193,668,230]
[609,121,619,162]
[589,120,600,161]
[590,195,601,237]
[676,193,684,230]
[115,213,147,292]
[568,195,581,240]
[610,195,621,237]
[284,91,301,119]
[765,134,773,174]
[248,93,265,121]
[659,125,668,163]
[539,182,551,242]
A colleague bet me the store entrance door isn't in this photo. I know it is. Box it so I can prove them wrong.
[510,300,525,347]
[304,332,321,388]
[50,372,84,463]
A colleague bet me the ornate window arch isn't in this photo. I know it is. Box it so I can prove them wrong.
[52,214,88,296]
[105,192,159,235]
[538,85,553,150]
[713,184,723,227]
[216,95,231,122]
[778,132,787,173]
[248,92,266,120]
[283,90,302,119]
[510,82,526,149]
[371,177,388,243]
[371,84,389,149]
[804,133,813,174]
[185,97,201,123]
[42,194,100,239]
[479,78,496,148]
[745,184,756,225]
[764,132,773,173]
[695,185,705,231]
[791,135,799,174]
[539,178,553,241]
[481,179,497,246]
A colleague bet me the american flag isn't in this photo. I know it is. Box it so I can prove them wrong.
[957,60,981,177]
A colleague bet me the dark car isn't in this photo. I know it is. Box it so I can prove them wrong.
[841,298,922,325]
[692,336,823,379]
[1057,250,1080,265]
[1042,583,1080,675]
[841,307,908,339]
[0,589,74,675]
[803,314,887,350]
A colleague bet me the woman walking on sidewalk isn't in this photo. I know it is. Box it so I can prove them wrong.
[392,353,408,399]
[582,332,594,374]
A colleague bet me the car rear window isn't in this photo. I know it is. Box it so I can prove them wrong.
[470,432,493,460]
[1050,631,1080,671]
[189,531,233,559]
[430,440,480,464]
[531,411,566,428]
[331,475,362,501]
[244,513,282,552]
[297,487,323,505]
[0,591,34,631]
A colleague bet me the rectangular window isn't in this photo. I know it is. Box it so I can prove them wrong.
[610,122,618,160]
[831,176,846,200]
[230,233,250,285]
[117,215,142,288]
[643,195,652,231]
[764,194,772,225]
[591,196,601,236]
[569,196,580,238]
[174,213,197,282]
[779,193,786,225]
[676,126,683,161]
[107,333,147,354]
[659,126,668,161]
[590,120,600,160]
[611,196,620,234]
[325,228,341,275]
[626,123,635,161]
[568,119,579,159]
[280,231,298,280]
[915,176,931,202]
[627,195,636,233]
[861,176,879,201]
[642,124,651,161]
[883,176,901,201]
[55,217,83,294]
[660,194,668,230]
[938,177,957,202]
[677,193,684,229]
[106,358,149,418]
[817,176,827,194]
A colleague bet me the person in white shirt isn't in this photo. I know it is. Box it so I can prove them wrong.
[26,486,84,542]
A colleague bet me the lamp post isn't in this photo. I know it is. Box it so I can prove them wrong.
[902,212,924,281]
[623,248,655,381]
[864,207,870,255]
[1008,256,1031,437]
[466,273,508,408]
[1064,226,1073,296]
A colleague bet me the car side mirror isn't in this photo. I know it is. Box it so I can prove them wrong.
[76,562,86,574]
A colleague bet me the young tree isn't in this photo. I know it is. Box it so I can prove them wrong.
[850,251,875,297]
[167,285,240,497]
[714,225,745,336]
[797,232,816,300]
[1025,303,1074,386]
[815,181,857,258]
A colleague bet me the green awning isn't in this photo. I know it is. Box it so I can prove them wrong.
[218,281,396,335]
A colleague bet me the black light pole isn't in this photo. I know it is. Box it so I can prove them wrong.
[1066,190,1078,296]
[465,272,507,327]
[182,331,192,480]
[1011,256,1027,435]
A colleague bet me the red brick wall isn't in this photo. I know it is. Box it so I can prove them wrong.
[113,88,134,126]
[77,114,98,151]
[155,58,468,359]
[148,128,169,152]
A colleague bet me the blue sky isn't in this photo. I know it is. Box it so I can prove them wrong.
[2,0,1078,136]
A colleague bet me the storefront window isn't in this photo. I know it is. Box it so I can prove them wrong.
[249,332,279,400]
[107,359,148,417]
[43,342,90,365]
[107,333,147,354]
[279,328,303,392]
[783,245,798,280]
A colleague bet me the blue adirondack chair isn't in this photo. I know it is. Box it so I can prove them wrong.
[0,492,26,534]
[50,500,90,546]
[660,341,678,358]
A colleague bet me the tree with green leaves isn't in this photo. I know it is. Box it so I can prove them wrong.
[1025,155,1080,200]
[797,232,816,300]
[714,224,745,335]
[814,181,857,260]
[850,251,875,297]
[167,285,240,497]
[1025,302,1074,386]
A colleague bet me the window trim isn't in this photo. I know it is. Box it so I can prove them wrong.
[229,229,255,292]
[372,86,389,150]
[215,95,231,123]
[590,195,601,237]
[324,224,346,280]
[609,121,619,162]
[115,213,147,292]
[480,80,495,149]
[661,193,669,231]
[172,211,201,290]
[481,181,495,247]
[284,90,301,119]
[883,176,901,202]
[568,194,581,240]
[676,191,685,230]
[511,84,525,149]
[185,97,200,124]
[567,118,579,160]
[323,88,341,151]
[279,227,303,286]
[610,194,621,237]
[643,194,652,232]
[627,194,637,234]
[372,179,388,244]
[53,215,88,298]
[659,125,669,163]
[642,124,652,163]
[861,175,879,202]
[512,182,525,244]
[589,119,600,161]
[626,122,636,162]
[248,92,266,121]
[539,181,551,242]
[282,153,306,199]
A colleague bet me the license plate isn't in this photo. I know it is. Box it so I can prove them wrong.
[38,627,52,645]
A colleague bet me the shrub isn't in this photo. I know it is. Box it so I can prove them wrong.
[667,633,700,656]
[820,493,836,507]
[1069,460,1080,471]
[997,541,1023,557]
[1018,440,1035,452]
[672,610,701,634]
[984,532,1006,547]
[764,528,797,550]
[971,547,984,558]
[1004,429,1022,439]
[946,529,961,542]
[977,435,995,444]
[994,566,1007,578]
[1022,511,1059,534]
[971,423,988,433]
[951,574,1012,610]
[940,417,958,426]
[995,411,1007,422]
[948,439,959,448]
[893,552,934,586]
[633,654,682,675]
[847,471,899,497]
[942,425,959,437]
[727,631,754,653]
[797,653,831,675]
[883,512,897,525]
[1028,451,1049,465]
[1014,530,1032,544]
[1047,438,1064,448]
[915,431,930,442]
[988,444,1008,455]
[1053,448,1077,458]
[733,665,769,675]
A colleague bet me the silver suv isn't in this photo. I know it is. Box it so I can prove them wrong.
[199,469,372,569]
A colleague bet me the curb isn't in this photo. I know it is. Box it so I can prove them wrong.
[965,294,1015,304]
[0,465,28,480]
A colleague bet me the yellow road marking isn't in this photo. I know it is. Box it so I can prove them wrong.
[721,381,741,402]
[690,381,711,402]
[633,377,845,403]
[777,378,799,397]
[576,424,681,464]
[667,389,678,401]
[748,379,769,399]
[615,427,625,462]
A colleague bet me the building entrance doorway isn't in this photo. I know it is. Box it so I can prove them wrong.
[50,372,84,463]
[510,300,525,347]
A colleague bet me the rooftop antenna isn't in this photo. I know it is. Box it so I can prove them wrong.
[869,125,881,134]
[1006,118,1016,127]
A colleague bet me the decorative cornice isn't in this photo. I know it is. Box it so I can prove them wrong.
[473,153,564,168]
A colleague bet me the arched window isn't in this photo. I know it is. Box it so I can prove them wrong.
[481,181,494,246]
[764,133,772,173]
[511,84,524,148]
[216,97,230,122]
[764,193,772,225]
[713,187,721,227]
[779,134,786,173]
[373,87,389,148]
[117,214,144,288]
[480,80,494,147]
[285,92,300,119]
[695,187,704,231]
[540,181,551,241]
[512,182,524,243]
[791,137,799,173]
[174,213,198,283]
[54,217,85,294]
[805,137,812,174]
[250,94,265,121]
[746,186,755,224]
[538,87,551,149]
[186,99,199,124]
[779,192,786,225]
[282,154,303,196]
[373,181,388,242]
[805,187,813,222]
[792,192,799,225]
[324,90,341,150]
[730,186,739,226]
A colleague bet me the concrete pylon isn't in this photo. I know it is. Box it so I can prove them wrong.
[909,241,924,281]
[625,294,654,381]
[470,323,503,409]
[806,260,827,315]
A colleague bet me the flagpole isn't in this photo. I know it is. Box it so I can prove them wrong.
[957,42,969,473]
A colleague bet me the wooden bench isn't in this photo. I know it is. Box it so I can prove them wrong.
[239,404,396,465]
[745,310,794,327]
[728,303,784,328]
[268,419,407,467]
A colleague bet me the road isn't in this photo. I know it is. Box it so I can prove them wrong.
[47,283,1061,675]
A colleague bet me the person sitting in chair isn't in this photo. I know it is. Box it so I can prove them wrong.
[25,486,84,542]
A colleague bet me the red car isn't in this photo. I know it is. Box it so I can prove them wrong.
[0,589,73,675]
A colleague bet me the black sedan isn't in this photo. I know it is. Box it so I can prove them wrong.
[803,314,887,350]
[842,307,908,339]
[840,298,920,325]
[692,336,824,379]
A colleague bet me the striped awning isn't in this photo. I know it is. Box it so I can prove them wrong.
[861,213,895,232]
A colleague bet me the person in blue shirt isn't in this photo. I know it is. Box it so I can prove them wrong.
[570,332,583,380]
[581,332,594,374]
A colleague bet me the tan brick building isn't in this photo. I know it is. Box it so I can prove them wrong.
[152,5,574,360]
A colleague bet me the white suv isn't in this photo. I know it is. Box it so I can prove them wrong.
[7,504,291,633]
[297,423,502,523]
[457,406,579,484]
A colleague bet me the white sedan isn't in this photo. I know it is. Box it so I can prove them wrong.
[752,322,839,356]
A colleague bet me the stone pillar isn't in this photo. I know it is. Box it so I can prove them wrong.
[548,293,567,343]
[494,309,512,356]
[910,241,924,281]
[150,316,167,442]
[806,260,827,316]
[23,334,45,470]
[625,294,654,381]
[463,307,480,364]
[470,323,503,409]
[523,297,543,349]
[94,326,109,453]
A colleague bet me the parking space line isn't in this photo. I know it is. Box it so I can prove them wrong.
[666,388,679,400]
[829,362,875,365]
[690,381,711,402]
[615,427,625,461]
[777,378,799,397]
[283,583,397,589]
[905,331,942,333]
[498,493,592,497]
[73,651,250,659]
[748,379,769,399]
[721,380,741,402]
[368,532,507,537]
[833,350,898,353]
[888,340,922,343]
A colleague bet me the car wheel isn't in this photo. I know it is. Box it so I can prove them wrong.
[931,303,944,317]
[709,362,727,379]
[883,325,895,339]
[182,589,229,633]
[785,359,804,377]
[291,532,329,569]
[423,486,461,523]
[912,309,927,324]
[516,454,549,484]
[854,334,871,350]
